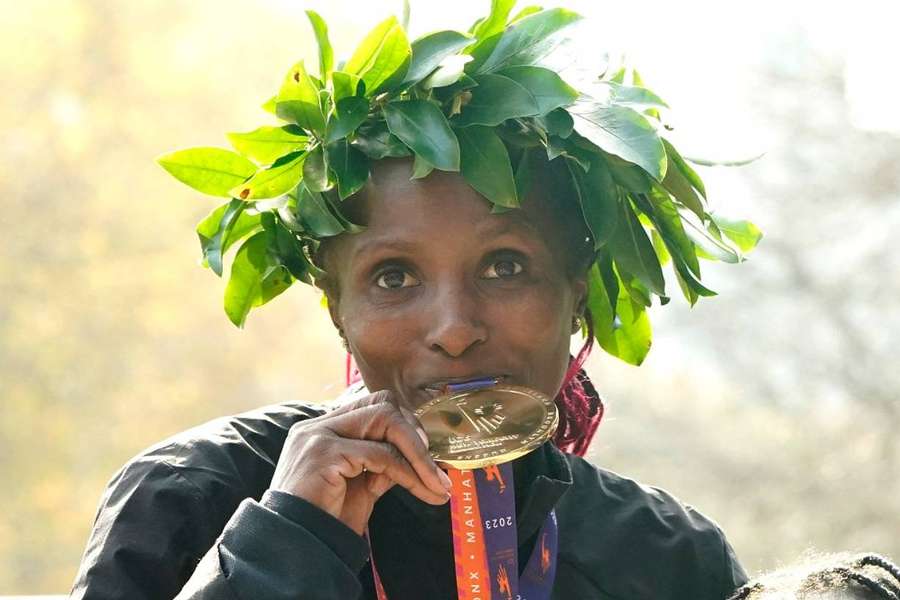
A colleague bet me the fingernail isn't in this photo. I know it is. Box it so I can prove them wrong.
[417,428,429,448]
[438,468,452,491]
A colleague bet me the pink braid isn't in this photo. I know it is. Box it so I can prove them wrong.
[551,314,604,457]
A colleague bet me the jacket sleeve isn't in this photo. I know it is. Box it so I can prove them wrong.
[176,491,370,600]
[715,526,749,599]
[72,456,369,600]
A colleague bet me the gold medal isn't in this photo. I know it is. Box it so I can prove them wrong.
[414,384,558,470]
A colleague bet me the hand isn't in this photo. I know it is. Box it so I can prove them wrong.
[269,390,452,535]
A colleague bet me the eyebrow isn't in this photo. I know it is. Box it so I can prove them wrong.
[351,238,420,261]
[350,213,542,261]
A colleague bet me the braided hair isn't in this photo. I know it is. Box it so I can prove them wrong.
[728,553,900,600]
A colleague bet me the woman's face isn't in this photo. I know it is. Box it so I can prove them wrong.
[324,158,587,411]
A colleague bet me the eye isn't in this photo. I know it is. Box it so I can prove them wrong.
[376,268,419,289]
[482,259,523,279]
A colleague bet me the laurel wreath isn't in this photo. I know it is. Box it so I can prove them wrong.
[157,1,762,365]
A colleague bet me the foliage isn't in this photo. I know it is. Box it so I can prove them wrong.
[156,3,762,365]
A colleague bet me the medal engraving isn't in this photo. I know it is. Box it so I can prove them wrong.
[415,385,558,469]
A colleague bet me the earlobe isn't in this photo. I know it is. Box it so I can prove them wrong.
[571,278,588,334]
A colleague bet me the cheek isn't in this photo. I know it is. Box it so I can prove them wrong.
[340,300,418,389]
[486,282,574,391]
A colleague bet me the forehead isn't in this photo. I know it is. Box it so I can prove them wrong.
[339,158,562,251]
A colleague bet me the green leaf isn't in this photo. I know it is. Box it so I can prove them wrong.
[606,155,651,193]
[619,269,652,307]
[437,73,479,100]
[587,263,652,366]
[710,213,763,253]
[332,71,363,102]
[262,96,277,115]
[325,139,370,199]
[271,217,313,283]
[498,66,578,115]
[224,231,285,328]
[275,61,325,133]
[663,138,706,199]
[296,182,345,237]
[455,73,539,127]
[223,211,263,253]
[325,96,370,143]
[229,151,304,200]
[569,99,667,181]
[513,147,533,200]
[302,144,330,192]
[384,100,460,171]
[400,0,410,29]
[660,141,705,219]
[345,17,411,96]
[537,108,574,138]
[680,212,741,263]
[404,30,473,85]
[683,152,765,167]
[157,147,257,197]
[637,189,700,277]
[197,199,242,276]
[306,11,334,80]
[511,6,543,22]
[345,17,396,74]
[476,8,583,73]
[472,0,516,41]
[607,197,666,296]
[586,81,669,112]
[651,229,671,266]
[456,126,518,208]
[411,152,434,179]
[325,192,365,234]
[420,55,473,90]
[226,125,308,165]
[661,155,704,220]
[353,121,411,159]
[197,200,263,276]
[671,249,717,305]
[568,155,618,249]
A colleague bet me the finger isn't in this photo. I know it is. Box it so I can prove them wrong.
[326,402,451,497]
[366,471,394,498]
[397,405,429,447]
[332,439,449,505]
[396,405,453,492]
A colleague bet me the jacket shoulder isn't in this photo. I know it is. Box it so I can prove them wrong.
[556,455,746,600]
[72,402,326,599]
[138,401,326,497]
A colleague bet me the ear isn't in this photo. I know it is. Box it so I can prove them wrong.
[325,292,343,334]
[570,275,589,334]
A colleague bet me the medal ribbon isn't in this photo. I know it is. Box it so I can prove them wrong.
[370,465,558,600]
[369,378,557,600]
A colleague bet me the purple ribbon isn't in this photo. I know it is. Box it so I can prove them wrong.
[474,464,558,600]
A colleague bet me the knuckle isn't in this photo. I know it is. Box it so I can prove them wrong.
[300,429,333,452]
[385,444,404,463]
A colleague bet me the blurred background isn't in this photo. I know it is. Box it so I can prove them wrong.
[1,0,898,594]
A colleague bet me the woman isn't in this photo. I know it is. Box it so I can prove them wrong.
[75,4,757,599]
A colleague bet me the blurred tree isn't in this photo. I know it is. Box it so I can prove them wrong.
[590,35,900,573]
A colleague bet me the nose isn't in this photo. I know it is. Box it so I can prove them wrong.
[424,283,487,358]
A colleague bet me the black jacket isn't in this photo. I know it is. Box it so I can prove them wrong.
[71,402,747,599]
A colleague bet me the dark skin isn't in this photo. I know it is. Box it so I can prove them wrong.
[269,158,588,535]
